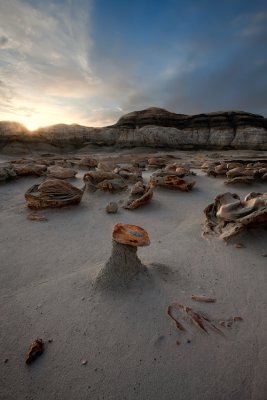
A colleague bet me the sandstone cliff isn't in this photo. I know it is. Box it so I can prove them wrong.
[0,108,266,152]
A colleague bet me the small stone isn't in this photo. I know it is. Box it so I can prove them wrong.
[81,359,88,365]
[4,358,8,363]
[48,339,53,343]
[262,254,267,257]
[187,339,191,344]
[105,202,118,214]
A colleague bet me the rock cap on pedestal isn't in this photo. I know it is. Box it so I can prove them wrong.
[112,223,150,247]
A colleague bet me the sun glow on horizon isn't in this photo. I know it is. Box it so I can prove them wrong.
[0,110,118,131]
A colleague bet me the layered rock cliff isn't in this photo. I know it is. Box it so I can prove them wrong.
[0,108,266,152]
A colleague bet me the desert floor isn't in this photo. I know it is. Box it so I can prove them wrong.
[0,149,267,400]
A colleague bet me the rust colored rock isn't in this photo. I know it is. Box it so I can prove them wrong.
[25,179,83,209]
[151,175,195,191]
[112,223,150,247]
[95,224,150,289]
[25,339,44,364]
[123,183,154,209]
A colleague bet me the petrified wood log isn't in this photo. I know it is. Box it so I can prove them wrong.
[25,179,83,209]
[95,224,150,289]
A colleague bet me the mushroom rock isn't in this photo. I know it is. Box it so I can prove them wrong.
[25,179,83,209]
[47,165,77,179]
[95,223,150,289]
[203,192,267,240]
[150,175,195,191]
[123,183,154,209]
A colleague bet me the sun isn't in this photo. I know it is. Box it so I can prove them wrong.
[18,115,52,131]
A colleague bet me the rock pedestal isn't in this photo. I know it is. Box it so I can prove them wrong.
[95,223,150,290]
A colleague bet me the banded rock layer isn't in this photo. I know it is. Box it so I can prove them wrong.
[0,108,266,151]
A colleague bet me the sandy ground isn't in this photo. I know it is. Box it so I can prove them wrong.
[0,150,267,400]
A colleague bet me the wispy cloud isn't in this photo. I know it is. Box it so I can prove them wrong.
[0,0,104,128]
[0,1,266,129]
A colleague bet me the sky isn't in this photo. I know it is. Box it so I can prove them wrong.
[0,0,266,130]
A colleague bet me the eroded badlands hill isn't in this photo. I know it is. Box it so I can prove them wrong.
[0,108,266,152]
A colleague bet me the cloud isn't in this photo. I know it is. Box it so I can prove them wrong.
[0,1,266,129]
[0,0,103,128]
[0,35,9,48]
